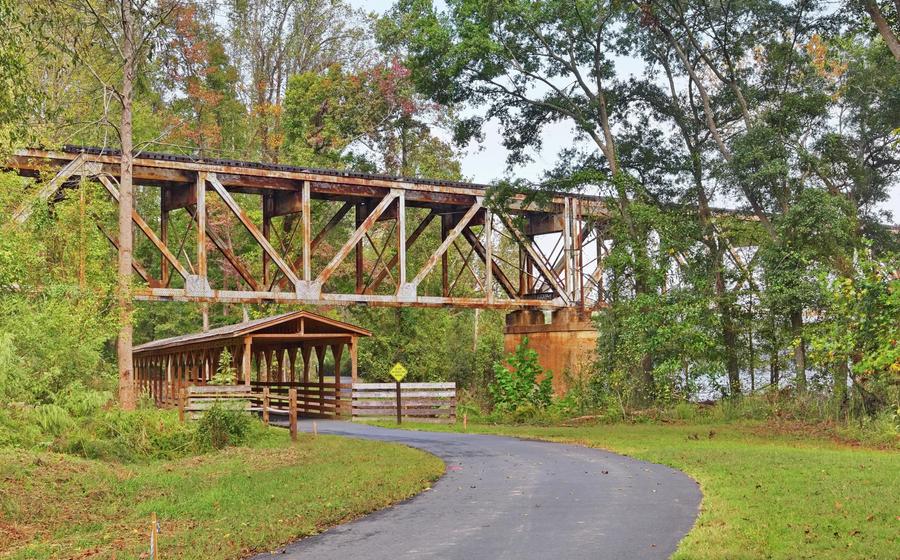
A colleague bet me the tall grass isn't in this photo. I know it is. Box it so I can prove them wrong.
[0,390,267,462]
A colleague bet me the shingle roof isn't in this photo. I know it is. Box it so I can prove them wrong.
[133,310,371,354]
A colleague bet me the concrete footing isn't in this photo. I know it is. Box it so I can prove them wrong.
[504,308,598,395]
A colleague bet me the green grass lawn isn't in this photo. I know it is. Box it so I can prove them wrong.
[0,428,444,559]
[387,419,899,560]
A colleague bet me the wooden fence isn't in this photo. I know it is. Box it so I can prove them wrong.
[182,384,300,441]
[251,380,351,418]
[351,382,456,423]
[180,385,254,421]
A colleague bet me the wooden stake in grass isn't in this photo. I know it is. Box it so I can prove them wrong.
[178,388,186,422]
[262,387,270,425]
[149,511,158,559]
[289,388,298,443]
[312,421,318,436]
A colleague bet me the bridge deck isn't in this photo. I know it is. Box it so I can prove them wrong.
[6,146,610,309]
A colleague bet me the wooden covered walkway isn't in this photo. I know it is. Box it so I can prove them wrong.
[133,310,371,418]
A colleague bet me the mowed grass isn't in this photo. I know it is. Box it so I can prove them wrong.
[389,420,899,559]
[0,429,444,559]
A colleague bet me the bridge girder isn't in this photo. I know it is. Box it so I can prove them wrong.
[6,147,615,310]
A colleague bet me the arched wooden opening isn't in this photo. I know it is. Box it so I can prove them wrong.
[133,311,370,418]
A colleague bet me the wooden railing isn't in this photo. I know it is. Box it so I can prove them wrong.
[351,382,457,423]
[181,385,253,420]
[251,380,352,419]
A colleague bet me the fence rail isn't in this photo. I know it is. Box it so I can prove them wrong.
[351,382,456,423]
[182,385,253,420]
[180,381,457,425]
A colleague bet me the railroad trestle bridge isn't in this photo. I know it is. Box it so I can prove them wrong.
[7,146,615,387]
[8,146,612,311]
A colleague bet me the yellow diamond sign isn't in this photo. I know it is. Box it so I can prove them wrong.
[389,363,408,382]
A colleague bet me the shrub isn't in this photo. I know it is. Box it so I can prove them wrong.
[62,407,197,461]
[195,402,255,450]
[34,403,74,436]
[489,338,553,413]
[211,348,238,385]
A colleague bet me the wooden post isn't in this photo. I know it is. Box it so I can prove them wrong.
[242,336,252,386]
[350,337,358,383]
[332,343,344,418]
[289,388,298,442]
[396,380,402,425]
[150,511,158,560]
[316,345,326,416]
[178,388,186,422]
[262,386,270,425]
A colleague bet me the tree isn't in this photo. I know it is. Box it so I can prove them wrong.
[57,0,179,409]
[161,2,246,156]
[223,0,370,161]
[282,60,461,177]
[383,0,665,398]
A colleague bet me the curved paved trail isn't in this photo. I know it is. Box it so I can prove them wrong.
[256,421,700,560]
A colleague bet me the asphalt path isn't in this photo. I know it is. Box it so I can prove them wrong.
[255,420,701,560]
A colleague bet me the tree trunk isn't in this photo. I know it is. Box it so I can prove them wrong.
[865,0,900,61]
[833,360,849,418]
[117,0,136,411]
[790,310,806,392]
[718,269,741,397]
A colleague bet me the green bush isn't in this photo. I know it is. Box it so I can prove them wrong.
[61,407,197,461]
[489,338,553,413]
[34,403,74,435]
[195,402,255,450]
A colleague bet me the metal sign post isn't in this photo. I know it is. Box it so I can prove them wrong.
[389,363,408,425]
[396,379,402,424]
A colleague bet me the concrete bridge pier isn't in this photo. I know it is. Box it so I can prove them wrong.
[503,308,598,396]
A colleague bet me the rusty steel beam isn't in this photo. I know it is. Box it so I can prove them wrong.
[97,175,190,281]
[8,149,609,215]
[277,200,353,291]
[410,199,482,288]
[365,210,436,294]
[207,173,301,288]
[97,224,161,287]
[12,153,87,223]
[460,226,516,298]
[134,287,567,309]
[499,212,570,304]
[183,206,260,291]
[4,148,623,310]
[316,190,400,287]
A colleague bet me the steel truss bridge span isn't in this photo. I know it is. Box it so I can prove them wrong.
[7,147,613,310]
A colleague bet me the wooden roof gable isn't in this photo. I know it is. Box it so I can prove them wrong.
[134,310,371,354]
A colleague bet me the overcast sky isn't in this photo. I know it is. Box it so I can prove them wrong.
[350,0,898,224]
